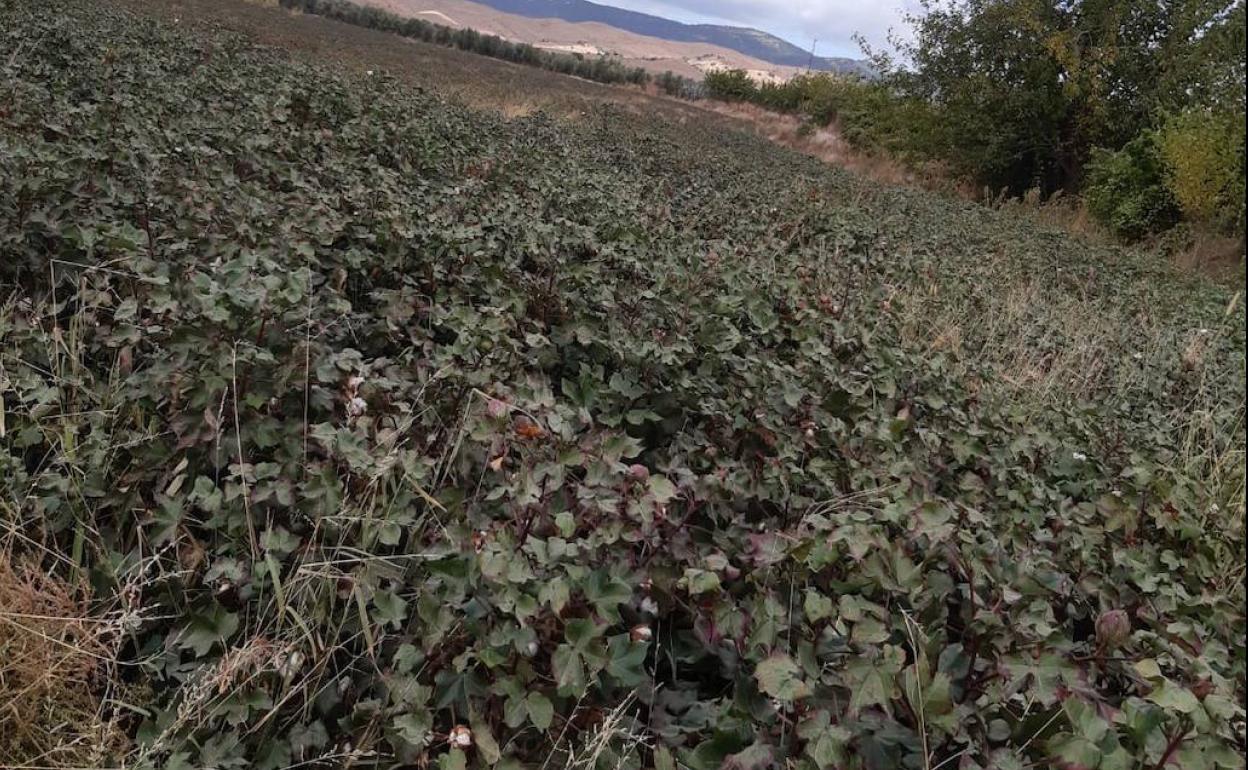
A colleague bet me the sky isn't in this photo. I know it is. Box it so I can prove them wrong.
[594,0,920,59]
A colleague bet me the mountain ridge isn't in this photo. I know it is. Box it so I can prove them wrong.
[358,0,813,82]
[469,0,873,75]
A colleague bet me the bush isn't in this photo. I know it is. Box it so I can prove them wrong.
[703,68,757,101]
[1158,109,1247,233]
[655,71,703,99]
[1084,134,1180,240]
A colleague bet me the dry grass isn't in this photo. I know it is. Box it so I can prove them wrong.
[996,192,1244,283]
[118,0,740,131]
[993,189,1107,242]
[1169,230,1246,282]
[699,101,954,192]
[500,98,541,119]
[0,551,132,769]
[895,251,1247,522]
[550,693,650,770]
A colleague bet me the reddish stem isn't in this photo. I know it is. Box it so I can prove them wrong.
[1152,726,1187,770]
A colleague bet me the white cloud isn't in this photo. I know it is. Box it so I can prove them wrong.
[597,0,918,58]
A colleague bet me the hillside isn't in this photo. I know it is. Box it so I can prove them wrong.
[1,0,1244,768]
[357,0,806,81]
[469,0,873,74]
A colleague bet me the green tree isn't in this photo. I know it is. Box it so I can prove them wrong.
[1158,109,1247,232]
[873,0,1246,195]
[703,69,758,102]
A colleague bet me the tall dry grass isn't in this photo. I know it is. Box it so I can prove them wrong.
[0,548,132,769]
[893,251,1246,522]
[696,101,953,192]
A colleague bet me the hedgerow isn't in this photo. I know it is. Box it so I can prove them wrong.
[1,2,1244,769]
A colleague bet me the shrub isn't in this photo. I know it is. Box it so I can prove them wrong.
[1158,109,1247,233]
[1084,133,1180,240]
[655,70,703,99]
[703,68,757,101]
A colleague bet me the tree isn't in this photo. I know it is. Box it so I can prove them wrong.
[874,0,1246,195]
[703,69,758,102]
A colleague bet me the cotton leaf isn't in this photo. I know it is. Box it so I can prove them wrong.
[754,653,810,701]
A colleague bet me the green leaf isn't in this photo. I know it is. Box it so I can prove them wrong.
[1133,658,1163,680]
[606,634,648,686]
[1005,654,1075,706]
[584,571,631,621]
[684,731,749,770]
[722,742,773,770]
[552,644,586,694]
[683,568,721,595]
[372,589,408,629]
[1051,735,1101,768]
[754,653,810,701]
[179,603,239,657]
[851,616,890,645]
[601,433,643,463]
[654,745,677,770]
[554,511,576,538]
[525,692,554,730]
[439,748,468,770]
[844,653,898,716]
[395,643,423,674]
[1148,681,1201,713]
[392,712,433,747]
[804,590,834,623]
[539,577,571,613]
[806,725,851,769]
[564,618,604,648]
[470,715,501,765]
[648,475,677,503]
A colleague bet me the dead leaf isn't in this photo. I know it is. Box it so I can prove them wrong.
[514,417,544,439]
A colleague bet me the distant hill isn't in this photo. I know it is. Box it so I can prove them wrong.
[469,0,874,75]
[359,0,815,83]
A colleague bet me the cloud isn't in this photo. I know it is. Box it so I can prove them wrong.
[598,0,919,58]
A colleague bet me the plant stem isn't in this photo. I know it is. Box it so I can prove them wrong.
[1152,726,1188,770]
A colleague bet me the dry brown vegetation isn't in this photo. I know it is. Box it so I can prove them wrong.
[710,103,1244,281]
[115,0,727,123]
[0,550,131,769]
[1165,229,1247,283]
[696,101,966,194]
